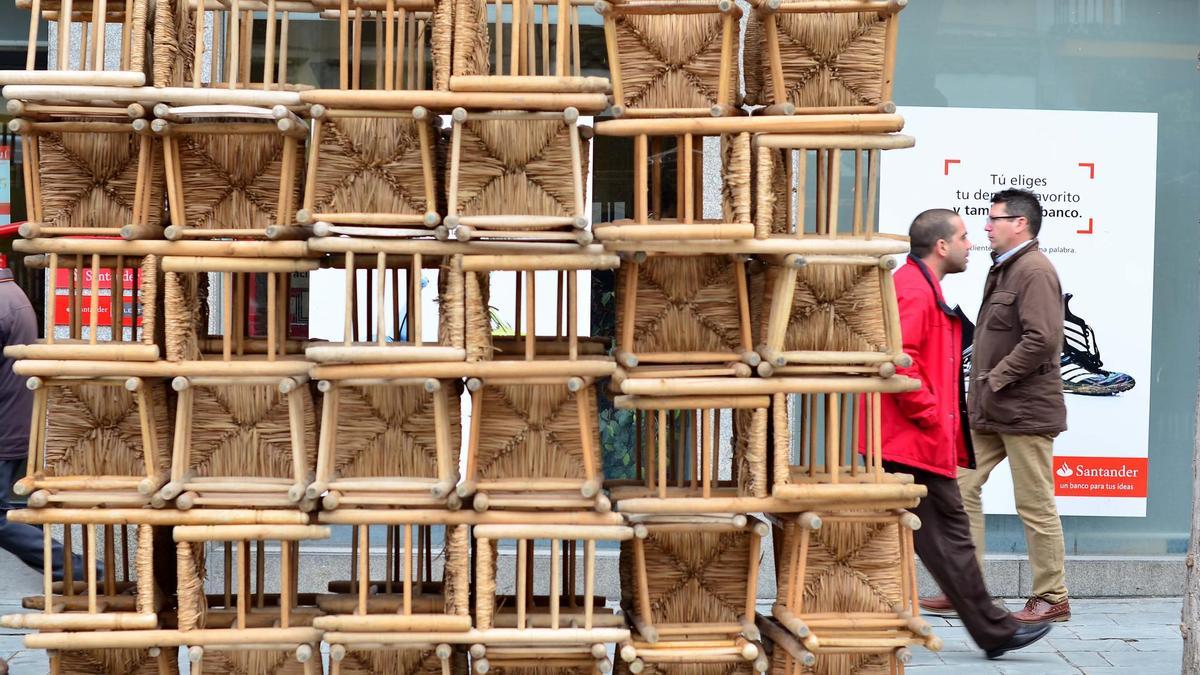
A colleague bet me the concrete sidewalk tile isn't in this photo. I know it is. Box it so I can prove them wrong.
[909,648,945,666]
[1067,624,1180,641]
[1080,669,1170,675]
[1108,613,1182,627]
[995,661,1083,675]
[1096,648,1183,669]
[1061,651,1114,668]
[989,651,1079,673]
[907,666,1002,674]
[1046,638,1136,652]
[931,626,972,641]
[936,651,1009,670]
[934,638,976,653]
[1126,637,1183,653]
[4,650,48,675]
[1056,613,1119,626]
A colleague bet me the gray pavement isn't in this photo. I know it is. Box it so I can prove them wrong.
[0,598,1184,674]
[910,598,1184,675]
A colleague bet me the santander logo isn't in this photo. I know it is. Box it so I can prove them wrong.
[1053,456,1147,498]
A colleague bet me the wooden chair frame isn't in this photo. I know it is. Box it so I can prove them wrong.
[153,105,306,241]
[299,104,444,237]
[613,252,757,371]
[166,0,319,90]
[6,253,160,362]
[472,522,632,667]
[752,134,915,239]
[309,377,462,508]
[163,257,319,365]
[172,524,329,675]
[755,254,907,377]
[769,391,929,505]
[313,0,437,92]
[760,614,912,675]
[0,516,156,633]
[10,115,163,238]
[304,251,466,364]
[0,0,149,86]
[15,375,169,508]
[461,377,605,512]
[329,644,464,675]
[596,0,740,118]
[485,650,611,674]
[605,394,769,508]
[769,511,940,663]
[160,374,314,509]
[446,108,592,244]
[17,509,310,658]
[747,0,903,116]
[449,0,606,95]
[620,515,768,673]
[464,253,618,364]
[313,519,468,627]
[593,131,752,242]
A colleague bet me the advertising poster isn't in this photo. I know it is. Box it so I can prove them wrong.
[879,106,1157,517]
[53,266,141,330]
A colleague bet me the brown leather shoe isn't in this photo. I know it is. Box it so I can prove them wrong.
[919,594,957,617]
[1012,596,1071,623]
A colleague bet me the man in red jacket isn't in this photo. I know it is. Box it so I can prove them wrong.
[882,209,1049,658]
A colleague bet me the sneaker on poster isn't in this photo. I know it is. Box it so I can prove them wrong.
[958,294,1135,397]
[1060,293,1135,396]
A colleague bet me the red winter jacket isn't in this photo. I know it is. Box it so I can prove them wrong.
[876,257,974,478]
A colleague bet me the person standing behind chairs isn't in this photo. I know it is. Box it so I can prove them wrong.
[0,260,80,580]
[875,208,1049,659]
[960,188,1070,623]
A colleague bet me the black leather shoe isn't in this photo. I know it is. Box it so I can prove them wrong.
[985,622,1052,659]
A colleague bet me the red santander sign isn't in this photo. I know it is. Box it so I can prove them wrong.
[1053,456,1147,498]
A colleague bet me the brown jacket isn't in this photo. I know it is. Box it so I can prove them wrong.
[968,239,1067,435]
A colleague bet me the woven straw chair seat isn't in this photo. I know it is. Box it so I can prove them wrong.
[752,265,888,355]
[185,384,316,480]
[44,382,170,478]
[173,131,301,231]
[336,648,468,675]
[744,11,888,109]
[473,384,599,482]
[331,385,459,481]
[622,529,751,626]
[307,116,436,221]
[54,649,178,675]
[620,256,747,357]
[610,12,738,113]
[451,119,585,222]
[37,128,163,228]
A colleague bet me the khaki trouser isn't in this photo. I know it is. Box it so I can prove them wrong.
[958,430,1068,604]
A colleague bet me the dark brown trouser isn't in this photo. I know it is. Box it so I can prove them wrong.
[885,461,1018,651]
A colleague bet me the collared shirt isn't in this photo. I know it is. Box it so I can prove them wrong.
[993,239,1034,266]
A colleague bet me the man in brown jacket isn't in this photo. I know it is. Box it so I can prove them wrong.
[959,188,1070,623]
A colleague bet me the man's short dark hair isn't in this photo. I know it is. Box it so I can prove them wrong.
[908,208,959,259]
[991,188,1043,236]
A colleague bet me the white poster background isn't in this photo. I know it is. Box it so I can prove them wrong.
[879,106,1157,517]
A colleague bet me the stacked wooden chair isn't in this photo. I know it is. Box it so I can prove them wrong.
[595,0,938,673]
[1,0,955,671]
